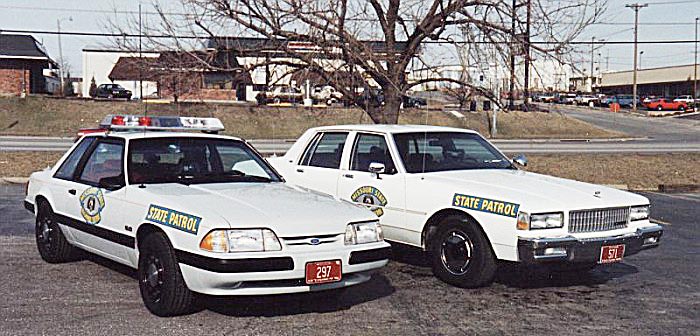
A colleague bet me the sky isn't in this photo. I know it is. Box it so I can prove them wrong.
[0,0,698,79]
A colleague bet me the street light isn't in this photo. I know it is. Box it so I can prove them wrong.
[56,16,72,96]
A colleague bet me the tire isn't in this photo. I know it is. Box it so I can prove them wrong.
[138,231,195,316]
[35,201,78,263]
[429,215,497,288]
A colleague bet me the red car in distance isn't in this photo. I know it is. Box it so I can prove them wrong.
[645,98,688,111]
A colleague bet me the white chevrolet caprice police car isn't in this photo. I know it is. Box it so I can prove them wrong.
[268,125,663,288]
[24,116,389,316]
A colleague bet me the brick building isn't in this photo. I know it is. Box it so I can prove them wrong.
[0,34,58,96]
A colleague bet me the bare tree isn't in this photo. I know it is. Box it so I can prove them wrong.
[109,0,605,123]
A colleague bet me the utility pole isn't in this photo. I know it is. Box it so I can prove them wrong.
[523,0,531,108]
[626,3,647,112]
[139,3,143,101]
[57,19,64,97]
[508,0,516,111]
[694,17,698,105]
[590,36,595,92]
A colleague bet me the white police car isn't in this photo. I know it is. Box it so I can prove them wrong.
[24,116,390,316]
[268,125,663,288]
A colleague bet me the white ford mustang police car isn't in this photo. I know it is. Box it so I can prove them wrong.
[24,116,390,316]
[268,125,663,288]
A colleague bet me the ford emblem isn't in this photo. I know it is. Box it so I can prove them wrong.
[309,238,321,245]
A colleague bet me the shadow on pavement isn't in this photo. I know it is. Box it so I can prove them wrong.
[201,275,395,317]
[388,241,639,289]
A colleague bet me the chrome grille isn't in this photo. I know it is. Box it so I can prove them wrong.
[568,207,630,233]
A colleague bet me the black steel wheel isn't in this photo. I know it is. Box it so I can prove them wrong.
[35,201,77,263]
[430,215,497,288]
[138,231,194,316]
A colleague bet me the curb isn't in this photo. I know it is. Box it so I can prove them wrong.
[0,177,28,184]
[658,184,700,193]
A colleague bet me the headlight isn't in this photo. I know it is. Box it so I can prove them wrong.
[516,212,564,230]
[199,229,282,253]
[345,221,383,245]
[630,205,650,221]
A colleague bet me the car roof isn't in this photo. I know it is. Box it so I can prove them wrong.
[309,124,480,135]
[83,131,243,142]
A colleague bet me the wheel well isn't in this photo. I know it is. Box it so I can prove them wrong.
[136,224,167,251]
[34,195,50,213]
[421,208,491,251]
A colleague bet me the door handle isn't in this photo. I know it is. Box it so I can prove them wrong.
[296,168,304,173]
[343,174,354,179]
[68,189,76,195]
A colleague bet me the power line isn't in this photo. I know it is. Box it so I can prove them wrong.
[1,28,699,45]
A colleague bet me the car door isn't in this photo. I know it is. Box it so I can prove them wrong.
[336,132,406,234]
[58,138,132,262]
[290,131,348,196]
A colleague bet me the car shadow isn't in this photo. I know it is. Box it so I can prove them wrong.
[494,262,639,289]
[80,250,394,317]
[388,242,639,289]
[200,274,395,317]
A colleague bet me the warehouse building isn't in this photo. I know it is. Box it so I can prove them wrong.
[598,64,699,97]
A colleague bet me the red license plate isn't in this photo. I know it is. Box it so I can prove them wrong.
[599,244,625,264]
[305,260,342,285]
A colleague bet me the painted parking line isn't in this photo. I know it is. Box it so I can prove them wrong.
[650,218,672,226]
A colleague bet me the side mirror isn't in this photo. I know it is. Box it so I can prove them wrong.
[368,162,385,179]
[512,154,528,167]
[98,176,125,191]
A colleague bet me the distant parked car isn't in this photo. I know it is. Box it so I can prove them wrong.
[537,93,556,103]
[645,98,687,111]
[95,84,132,100]
[673,95,695,104]
[611,95,641,108]
[575,94,599,106]
[311,85,344,105]
[557,93,577,104]
[256,86,304,105]
[403,95,427,108]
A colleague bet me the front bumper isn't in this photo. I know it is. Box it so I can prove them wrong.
[178,244,391,295]
[518,225,663,264]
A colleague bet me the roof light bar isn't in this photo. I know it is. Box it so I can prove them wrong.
[99,115,225,132]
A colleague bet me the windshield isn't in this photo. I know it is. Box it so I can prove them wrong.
[393,132,513,173]
[128,137,281,184]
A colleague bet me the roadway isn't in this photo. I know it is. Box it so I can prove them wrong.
[2,135,700,154]
[0,184,696,335]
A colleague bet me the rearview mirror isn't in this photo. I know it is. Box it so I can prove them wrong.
[98,176,125,191]
[368,162,385,179]
[512,154,528,167]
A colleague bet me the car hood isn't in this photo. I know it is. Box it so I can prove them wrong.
[424,169,648,212]
[142,182,373,237]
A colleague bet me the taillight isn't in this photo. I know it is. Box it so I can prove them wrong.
[111,115,125,125]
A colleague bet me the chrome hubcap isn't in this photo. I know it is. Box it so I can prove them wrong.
[440,230,474,275]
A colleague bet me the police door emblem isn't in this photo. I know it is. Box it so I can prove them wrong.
[351,186,388,217]
[80,187,105,225]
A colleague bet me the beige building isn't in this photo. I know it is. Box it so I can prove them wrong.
[598,64,699,97]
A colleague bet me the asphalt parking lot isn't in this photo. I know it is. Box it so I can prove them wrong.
[0,184,697,336]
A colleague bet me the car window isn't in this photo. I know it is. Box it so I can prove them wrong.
[351,133,396,173]
[78,142,124,185]
[299,132,348,169]
[128,138,280,184]
[393,132,512,173]
[54,137,97,180]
